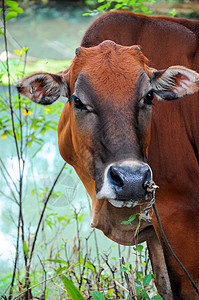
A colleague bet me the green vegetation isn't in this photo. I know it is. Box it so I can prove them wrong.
[84,0,155,16]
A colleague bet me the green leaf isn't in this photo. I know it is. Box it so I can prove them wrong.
[107,288,114,297]
[61,276,86,300]
[171,8,176,17]
[111,256,116,260]
[85,260,96,272]
[128,214,136,222]
[152,295,163,300]
[141,290,150,300]
[77,214,84,222]
[7,6,24,14]
[143,274,152,287]
[46,219,53,230]
[56,265,68,274]
[114,3,123,9]
[136,244,143,252]
[78,253,84,265]
[46,259,68,264]
[135,280,142,287]
[5,0,18,7]
[91,291,105,300]
[21,47,29,54]
[5,11,18,21]
[13,49,21,56]
[121,220,130,225]
[136,287,141,299]
[23,241,29,258]
[120,266,128,272]
[141,6,148,13]
[0,28,4,35]
[15,131,21,140]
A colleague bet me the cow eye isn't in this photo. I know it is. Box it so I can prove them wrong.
[144,90,154,105]
[69,95,87,110]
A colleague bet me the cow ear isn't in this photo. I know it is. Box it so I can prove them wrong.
[151,66,199,100]
[17,72,69,105]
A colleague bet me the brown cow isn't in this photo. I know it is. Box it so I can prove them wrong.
[17,12,199,299]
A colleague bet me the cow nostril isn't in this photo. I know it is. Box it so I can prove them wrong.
[143,167,152,183]
[108,166,124,188]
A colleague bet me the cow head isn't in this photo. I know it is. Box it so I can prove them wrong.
[17,40,199,245]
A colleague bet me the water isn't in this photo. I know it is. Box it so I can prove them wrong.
[0,3,94,60]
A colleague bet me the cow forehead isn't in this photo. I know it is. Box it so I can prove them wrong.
[71,41,149,101]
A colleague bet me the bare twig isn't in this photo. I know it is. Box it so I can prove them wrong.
[122,257,134,300]
[86,194,100,266]
[79,254,87,290]
[0,164,19,205]
[114,279,129,294]
[9,210,21,300]
[11,266,74,300]
[0,158,19,194]
[51,279,67,292]
[2,0,20,159]
[117,244,124,286]
[130,264,138,300]
[103,254,119,299]
[96,266,104,291]
[37,255,47,299]
[25,163,66,281]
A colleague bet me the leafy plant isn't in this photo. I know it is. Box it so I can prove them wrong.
[61,275,86,300]
[91,291,106,300]
[84,0,155,16]
[121,214,136,225]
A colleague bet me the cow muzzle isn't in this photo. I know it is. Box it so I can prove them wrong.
[96,161,152,208]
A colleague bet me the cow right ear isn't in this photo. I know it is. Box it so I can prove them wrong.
[150,66,199,101]
[17,72,69,105]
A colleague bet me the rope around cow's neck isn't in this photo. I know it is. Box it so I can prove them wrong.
[144,181,199,295]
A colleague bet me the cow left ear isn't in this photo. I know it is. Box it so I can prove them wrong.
[151,66,199,100]
[17,72,69,105]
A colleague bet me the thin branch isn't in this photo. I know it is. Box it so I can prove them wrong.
[114,280,129,294]
[0,158,19,194]
[79,253,87,290]
[122,257,134,300]
[2,0,20,160]
[117,244,124,286]
[37,255,47,299]
[130,264,138,300]
[86,194,100,266]
[96,266,104,291]
[0,190,17,203]
[9,210,21,300]
[103,254,119,299]
[0,164,19,205]
[26,163,66,274]
[18,99,23,160]
[51,279,67,292]
[11,266,73,300]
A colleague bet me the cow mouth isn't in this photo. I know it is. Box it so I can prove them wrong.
[107,198,140,208]
[107,194,151,208]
